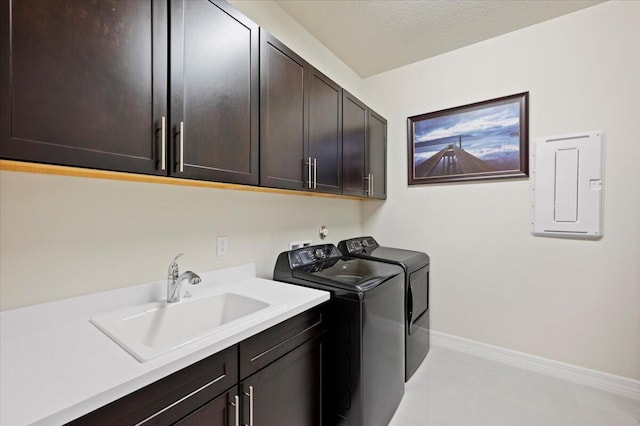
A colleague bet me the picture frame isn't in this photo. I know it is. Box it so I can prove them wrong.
[407,92,529,185]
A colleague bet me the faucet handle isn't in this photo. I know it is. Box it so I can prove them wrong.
[170,253,184,267]
[168,253,184,281]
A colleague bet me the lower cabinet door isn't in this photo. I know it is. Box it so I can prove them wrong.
[174,389,238,426]
[67,346,238,426]
[241,336,323,426]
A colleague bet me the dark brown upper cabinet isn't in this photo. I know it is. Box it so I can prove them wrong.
[1,0,259,185]
[259,29,308,191]
[308,67,343,194]
[0,0,168,175]
[368,109,387,199]
[170,0,259,185]
[1,0,384,198]
[342,91,368,197]
[342,91,387,199]
[260,31,343,194]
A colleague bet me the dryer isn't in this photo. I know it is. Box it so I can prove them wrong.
[338,236,430,381]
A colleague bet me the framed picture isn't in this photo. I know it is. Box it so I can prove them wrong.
[407,92,529,185]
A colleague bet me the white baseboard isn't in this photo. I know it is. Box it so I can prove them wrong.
[430,330,640,401]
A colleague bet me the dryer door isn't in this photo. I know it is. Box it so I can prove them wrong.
[407,265,429,334]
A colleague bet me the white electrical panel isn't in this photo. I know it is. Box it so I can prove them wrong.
[530,131,605,239]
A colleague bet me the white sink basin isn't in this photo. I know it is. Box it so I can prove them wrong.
[91,293,273,362]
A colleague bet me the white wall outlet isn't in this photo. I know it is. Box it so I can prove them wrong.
[216,236,228,256]
[289,241,301,250]
[289,240,312,250]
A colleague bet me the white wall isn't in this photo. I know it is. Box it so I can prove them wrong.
[0,1,365,311]
[229,0,367,102]
[362,1,640,380]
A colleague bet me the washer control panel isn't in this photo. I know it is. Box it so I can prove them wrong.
[288,244,342,268]
[341,237,379,254]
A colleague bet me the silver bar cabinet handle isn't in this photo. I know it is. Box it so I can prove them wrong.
[370,173,373,196]
[243,385,254,426]
[364,174,370,195]
[179,121,184,172]
[160,116,166,171]
[232,394,239,426]
[313,158,317,189]
[307,157,312,189]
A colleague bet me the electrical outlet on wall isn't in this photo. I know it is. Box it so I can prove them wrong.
[289,240,311,250]
[217,236,228,256]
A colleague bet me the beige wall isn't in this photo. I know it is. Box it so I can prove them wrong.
[0,1,364,311]
[361,1,640,379]
[0,171,361,309]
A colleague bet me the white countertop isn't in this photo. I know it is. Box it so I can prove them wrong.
[0,264,329,426]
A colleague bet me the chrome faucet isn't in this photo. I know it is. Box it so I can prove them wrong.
[167,253,201,303]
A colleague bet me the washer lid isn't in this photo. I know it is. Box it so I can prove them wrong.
[338,237,429,272]
[364,246,430,272]
[292,257,402,294]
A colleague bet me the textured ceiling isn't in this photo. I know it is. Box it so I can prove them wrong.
[274,0,605,78]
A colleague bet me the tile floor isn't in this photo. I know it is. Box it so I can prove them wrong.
[389,346,640,426]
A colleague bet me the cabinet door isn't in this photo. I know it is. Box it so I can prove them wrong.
[170,0,258,185]
[174,388,237,426]
[308,67,342,194]
[67,346,238,426]
[240,307,324,380]
[342,91,368,197]
[260,29,308,190]
[241,336,323,426]
[0,0,167,175]
[368,109,387,199]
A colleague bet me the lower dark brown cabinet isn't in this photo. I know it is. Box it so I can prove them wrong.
[67,346,238,426]
[67,307,325,426]
[177,336,324,426]
[174,389,237,426]
[241,336,324,426]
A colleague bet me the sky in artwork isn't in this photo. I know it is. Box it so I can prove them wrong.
[413,101,521,168]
